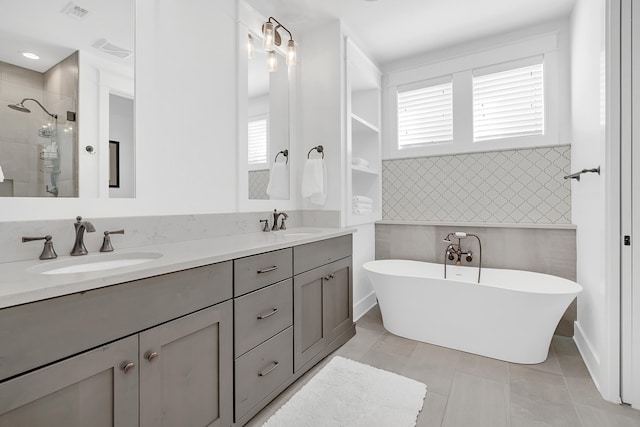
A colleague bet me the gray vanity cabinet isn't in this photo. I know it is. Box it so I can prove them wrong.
[0,261,233,427]
[293,235,353,373]
[139,301,233,427]
[293,256,353,372]
[0,335,139,427]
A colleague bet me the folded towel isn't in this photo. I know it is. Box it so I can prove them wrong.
[351,157,370,167]
[352,195,373,204]
[352,208,373,215]
[352,202,373,210]
[302,158,327,205]
[0,163,4,182]
[266,162,289,200]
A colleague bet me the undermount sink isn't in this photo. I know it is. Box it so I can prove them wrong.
[279,228,324,237]
[30,252,163,275]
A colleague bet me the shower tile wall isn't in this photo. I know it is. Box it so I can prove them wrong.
[382,145,571,224]
[43,52,78,197]
[248,169,269,199]
[0,61,45,196]
[0,54,78,197]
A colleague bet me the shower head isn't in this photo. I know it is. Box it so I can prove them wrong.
[8,102,30,113]
[7,98,57,119]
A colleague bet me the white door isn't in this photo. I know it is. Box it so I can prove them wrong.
[621,0,640,408]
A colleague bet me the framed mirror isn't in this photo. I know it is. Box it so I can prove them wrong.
[0,0,134,198]
[237,1,297,211]
[247,33,290,200]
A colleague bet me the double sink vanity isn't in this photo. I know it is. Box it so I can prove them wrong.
[0,227,355,426]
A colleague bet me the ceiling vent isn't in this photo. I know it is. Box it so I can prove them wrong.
[93,39,133,59]
[61,2,89,20]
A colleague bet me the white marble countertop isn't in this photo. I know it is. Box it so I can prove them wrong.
[0,227,355,310]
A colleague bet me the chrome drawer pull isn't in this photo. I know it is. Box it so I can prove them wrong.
[258,361,279,377]
[257,266,278,274]
[257,307,279,319]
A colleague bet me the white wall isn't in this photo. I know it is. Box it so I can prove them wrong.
[298,20,345,213]
[570,0,612,400]
[0,0,239,221]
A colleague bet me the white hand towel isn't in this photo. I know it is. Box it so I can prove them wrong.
[0,163,4,183]
[351,157,370,167]
[352,207,373,215]
[352,202,373,210]
[352,195,373,204]
[302,158,327,205]
[266,162,289,200]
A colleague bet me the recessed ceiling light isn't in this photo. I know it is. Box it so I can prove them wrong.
[21,52,40,60]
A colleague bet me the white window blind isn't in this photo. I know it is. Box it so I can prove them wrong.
[248,118,267,164]
[397,80,453,147]
[473,63,544,142]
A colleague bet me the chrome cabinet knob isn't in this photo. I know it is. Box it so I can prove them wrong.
[145,351,159,362]
[120,361,135,374]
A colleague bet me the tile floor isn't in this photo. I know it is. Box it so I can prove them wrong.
[246,305,640,427]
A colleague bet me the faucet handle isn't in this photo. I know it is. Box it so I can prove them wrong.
[279,217,287,230]
[22,235,57,260]
[100,230,125,252]
[260,219,270,232]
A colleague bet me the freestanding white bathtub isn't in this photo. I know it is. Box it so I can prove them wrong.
[363,260,582,364]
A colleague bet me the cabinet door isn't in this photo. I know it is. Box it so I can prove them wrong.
[0,335,138,427]
[139,301,233,427]
[323,261,353,341]
[293,257,353,372]
[293,267,327,372]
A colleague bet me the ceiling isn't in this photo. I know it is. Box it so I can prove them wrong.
[0,0,134,73]
[245,0,576,66]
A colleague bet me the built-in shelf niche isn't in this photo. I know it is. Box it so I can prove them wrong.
[346,37,382,226]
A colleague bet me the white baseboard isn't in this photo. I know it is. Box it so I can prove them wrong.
[353,291,377,322]
[573,321,602,392]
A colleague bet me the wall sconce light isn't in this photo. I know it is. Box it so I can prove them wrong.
[261,16,296,70]
[247,33,254,59]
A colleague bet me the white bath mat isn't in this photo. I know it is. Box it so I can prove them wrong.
[262,356,427,427]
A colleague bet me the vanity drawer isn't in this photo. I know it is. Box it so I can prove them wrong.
[234,279,293,356]
[0,261,232,381]
[293,234,352,275]
[234,248,292,296]
[235,327,293,420]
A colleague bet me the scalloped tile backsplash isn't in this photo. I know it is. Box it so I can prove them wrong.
[382,145,572,224]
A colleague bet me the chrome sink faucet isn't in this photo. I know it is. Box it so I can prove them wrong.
[271,209,289,231]
[71,216,96,256]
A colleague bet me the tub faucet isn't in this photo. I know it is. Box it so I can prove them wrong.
[271,209,289,231]
[442,232,482,283]
[70,216,96,256]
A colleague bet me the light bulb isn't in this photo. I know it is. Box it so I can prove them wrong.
[286,39,296,66]
[247,33,254,59]
[268,50,278,72]
[263,22,275,51]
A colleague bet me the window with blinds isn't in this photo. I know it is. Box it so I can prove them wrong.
[247,118,268,164]
[397,80,453,148]
[473,63,544,142]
